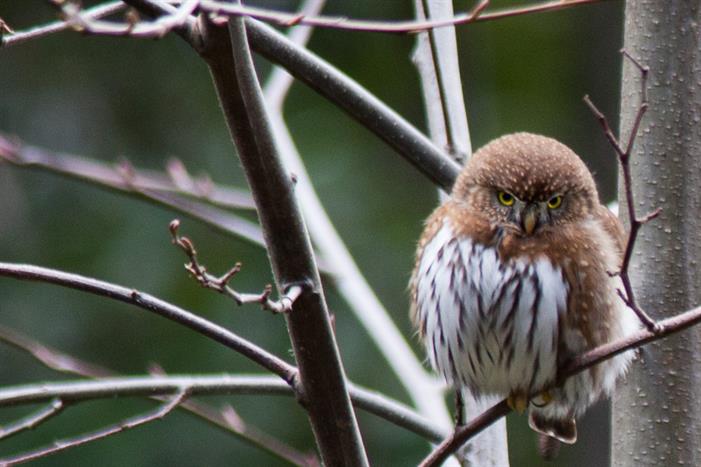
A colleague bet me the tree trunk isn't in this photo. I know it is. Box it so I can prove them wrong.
[613,2,701,466]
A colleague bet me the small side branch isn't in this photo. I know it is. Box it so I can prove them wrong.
[47,0,199,39]
[583,50,660,332]
[169,220,301,313]
[0,399,64,441]
[0,390,189,466]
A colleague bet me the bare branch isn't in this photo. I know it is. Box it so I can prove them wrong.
[0,134,255,210]
[47,0,199,39]
[1,1,124,48]
[0,389,189,466]
[584,51,659,332]
[122,0,461,191]
[201,10,368,463]
[0,399,64,441]
[0,326,315,466]
[244,18,461,191]
[199,0,611,34]
[0,262,298,384]
[169,219,302,313]
[0,374,446,444]
[421,303,701,466]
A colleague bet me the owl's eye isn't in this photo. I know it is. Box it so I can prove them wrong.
[547,195,563,209]
[497,191,515,206]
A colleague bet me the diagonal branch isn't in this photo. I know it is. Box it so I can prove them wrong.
[0,262,297,384]
[420,303,701,466]
[199,10,368,464]
[0,389,189,466]
[1,1,124,48]
[0,133,255,210]
[0,324,316,466]
[0,399,64,441]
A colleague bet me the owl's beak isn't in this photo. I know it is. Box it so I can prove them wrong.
[521,205,539,235]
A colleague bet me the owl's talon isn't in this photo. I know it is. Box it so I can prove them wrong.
[531,390,553,408]
[507,393,528,414]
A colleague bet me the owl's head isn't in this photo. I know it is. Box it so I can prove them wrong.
[452,132,599,236]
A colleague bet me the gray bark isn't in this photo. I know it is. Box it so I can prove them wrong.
[613,1,701,466]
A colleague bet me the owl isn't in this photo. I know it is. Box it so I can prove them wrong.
[410,133,639,450]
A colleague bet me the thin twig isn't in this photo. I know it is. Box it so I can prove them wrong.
[0,134,255,210]
[1,1,124,48]
[169,219,302,313]
[0,399,64,441]
[0,325,316,466]
[0,390,189,466]
[583,50,660,332]
[200,0,610,34]
[47,0,199,39]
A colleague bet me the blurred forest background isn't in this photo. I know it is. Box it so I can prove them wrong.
[0,1,624,465]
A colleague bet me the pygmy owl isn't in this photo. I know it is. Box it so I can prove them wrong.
[410,133,638,448]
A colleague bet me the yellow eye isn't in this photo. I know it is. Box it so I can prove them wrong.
[497,191,515,206]
[547,195,563,209]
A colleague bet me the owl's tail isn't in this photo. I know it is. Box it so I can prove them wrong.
[528,412,576,459]
[537,434,561,461]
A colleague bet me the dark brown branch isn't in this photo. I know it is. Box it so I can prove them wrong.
[199,10,368,463]
[583,51,659,332]
[112,0,463,192]
[0,262,298,384]
[169,219,302,313]
[0,390,189,466]
[420,304,701,466]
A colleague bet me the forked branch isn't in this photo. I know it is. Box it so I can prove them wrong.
[169,219,301,313]
[584,50,660,332]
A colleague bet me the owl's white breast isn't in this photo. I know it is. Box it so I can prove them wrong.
[414,219,569,396]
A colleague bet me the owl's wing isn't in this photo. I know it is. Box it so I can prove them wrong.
[597,205,626,260]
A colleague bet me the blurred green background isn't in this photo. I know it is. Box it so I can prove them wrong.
[0,0,624,465]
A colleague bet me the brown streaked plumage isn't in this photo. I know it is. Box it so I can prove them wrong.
[410,132,638,452]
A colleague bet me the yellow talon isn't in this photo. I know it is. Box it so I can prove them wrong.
[531,390,553,408]
[507,393,528,414]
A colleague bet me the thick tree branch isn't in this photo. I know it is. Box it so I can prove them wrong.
[121,0,461,191]
[198,10,367,465]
